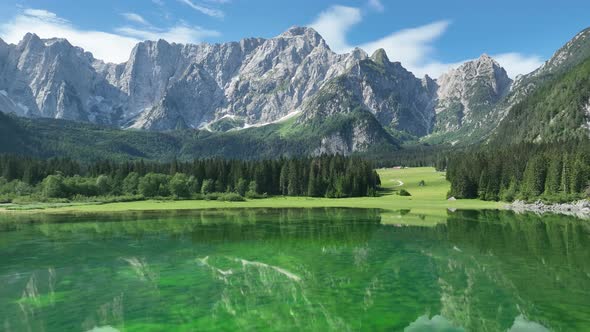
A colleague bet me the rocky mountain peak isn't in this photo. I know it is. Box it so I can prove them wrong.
[477,53,493,61]
[42,37,73,47]
[509,28,590,98]
[438,54,511,97]
[0,38,8,58]
[15,33,85,59]
[432,54,512,135]
[349,47,369,60]
[465,54,503,74]
[475,54,507,75]
[17,33,43,50]
[278,26,325,47]
[540,27,590,74]
[280,26,318,37]
[132,38,176,57]
[370,48,389,65]
[421,75,438,95]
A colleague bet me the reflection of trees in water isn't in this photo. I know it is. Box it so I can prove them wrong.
[3,267,63,332]
[1,209,589,331]
[390,210,590,331]
[197,255,352,331]
[0,208,383,331]
[0,208,382,241]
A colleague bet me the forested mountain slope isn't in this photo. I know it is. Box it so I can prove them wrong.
[0,111,398,161]
[490,56,590,145]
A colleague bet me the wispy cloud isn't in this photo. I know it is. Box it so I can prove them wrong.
[359,20,451,76]
[367,0,384,12]
[179,0,224,18]
[116,24,220,44]
[121,13,150,26]
[309,5,542,78]
[310,6,362,53]
[493,53,543,79]
[0,8,220,63]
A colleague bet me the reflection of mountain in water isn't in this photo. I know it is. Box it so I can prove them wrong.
[390,210,590,331]
[0,209,589,331]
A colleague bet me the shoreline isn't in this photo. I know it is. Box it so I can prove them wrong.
[0,168,502,225]
[505,200,590,219]
[0,196,501,218]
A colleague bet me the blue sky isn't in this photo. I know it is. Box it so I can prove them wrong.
[0,0,589,78]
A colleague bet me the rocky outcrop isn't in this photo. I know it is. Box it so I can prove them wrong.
[506,200,590,219]
[300,48,436,138]
[0,33,126,123]
[313,114,392,155]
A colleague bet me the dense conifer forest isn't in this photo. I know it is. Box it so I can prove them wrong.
[443,140,590,202]
[0,155,380,203]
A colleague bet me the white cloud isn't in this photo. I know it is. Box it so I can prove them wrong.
[116,25,220,44]
[179,0,224,18]
[309,5,542,78]
[311,6,449,76]
[417,53,543,79]
[0,8,220,63]
[492,52,543,78]
[367,0,384,12]
[310,6,362,54]
[417,61,465,79]
[359,21,450,76]
[22,9,64,22]
[121,13,150,26]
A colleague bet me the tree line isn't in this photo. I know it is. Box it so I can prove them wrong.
[0,155,380,202]
[443,140,590,202]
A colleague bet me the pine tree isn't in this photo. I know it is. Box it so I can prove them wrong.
[544,156,562,195]
[307,165,319,197]
[287,160,299,196]
[279,164,289,195]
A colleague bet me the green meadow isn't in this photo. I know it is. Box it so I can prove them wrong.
[0,167,501,225]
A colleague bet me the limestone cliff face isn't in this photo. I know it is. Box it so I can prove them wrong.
[0,33,126,123]
[98,26,368,130]
[433,54,512,134]
[0,27,371,131]
[300,49,436,139]
[0,26,525,151]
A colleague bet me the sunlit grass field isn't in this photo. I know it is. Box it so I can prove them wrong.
[1,167,501,225]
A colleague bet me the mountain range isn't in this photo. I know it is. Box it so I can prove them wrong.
[1,26,590,160]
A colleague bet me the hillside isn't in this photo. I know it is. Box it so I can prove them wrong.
[0,112,399,161]
[490,56,590,145]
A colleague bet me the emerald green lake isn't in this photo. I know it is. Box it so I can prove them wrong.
[1,208,589,331]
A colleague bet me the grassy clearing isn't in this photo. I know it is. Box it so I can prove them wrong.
[0,167,501,224]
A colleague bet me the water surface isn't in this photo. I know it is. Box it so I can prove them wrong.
[1,208,589,331]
